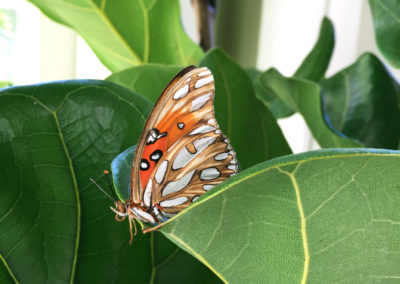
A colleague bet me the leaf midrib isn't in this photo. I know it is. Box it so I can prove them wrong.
[376,0,400,24]
[278,166,309,284]
[161,151,400,282]
[89,0,142,64]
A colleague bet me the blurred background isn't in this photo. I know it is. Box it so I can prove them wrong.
[1,0,399,153]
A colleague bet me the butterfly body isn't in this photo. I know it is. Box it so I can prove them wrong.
[112,66,238,237]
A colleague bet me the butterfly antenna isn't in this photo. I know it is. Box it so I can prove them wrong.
[89,177,116,202]
[103,170,119,201]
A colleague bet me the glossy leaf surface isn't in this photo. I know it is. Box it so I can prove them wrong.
[161,149,400,283]
[255,68,361,148]
[28,0,203,71]
[200,48,292,168]
[107,64,182,103]
[369,0,400,68]
[0,81,219,283]
[320,53,400,149]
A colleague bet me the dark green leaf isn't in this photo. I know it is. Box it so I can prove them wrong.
[27,0,203,71]
[294,17,335,81]
[320,53,400,149]
[255,68,361,147]
[254,68,296,118]
[0,81,219,283]
[369,0,400,68]
[111,145,136,202]
[246,68,261,83]
[161,149,400,283]
[107,64,183,103]
[200,48,292,168]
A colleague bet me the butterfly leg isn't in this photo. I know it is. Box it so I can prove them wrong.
[128,216,138,244]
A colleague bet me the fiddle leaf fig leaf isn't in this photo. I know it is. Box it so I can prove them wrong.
[161,149,400,283]
[27,0,203,71]
[0,81,220,283]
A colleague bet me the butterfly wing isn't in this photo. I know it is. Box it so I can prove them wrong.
[130,66,238,220]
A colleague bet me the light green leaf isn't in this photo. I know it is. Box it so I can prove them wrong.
[369,0,400,68]
[161,149,400,283]
[294,17,335,81]
[255,68,361,148]
[0,81,12,89]
[200,48,292,168]
[107,64,183,103]
[0,81,219,283]
[28,0,203,71]
[320,53,400,149]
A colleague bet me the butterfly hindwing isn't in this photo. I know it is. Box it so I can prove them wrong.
[130,66,238,221]
[147,121,237,218]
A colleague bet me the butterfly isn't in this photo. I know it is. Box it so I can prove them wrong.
[103,66,238,242]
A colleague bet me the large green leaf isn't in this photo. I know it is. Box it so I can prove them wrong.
[369,0,400,68]
[294,17,335,82]
[107,64,182,103]
[200,49,292,168]
[28,0,203,72]
[320,53,400,149]
[159,149,400,283]
[0,81,219,283]
[255,68,361,148]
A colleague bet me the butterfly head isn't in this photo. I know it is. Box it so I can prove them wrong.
[110,201,128,222]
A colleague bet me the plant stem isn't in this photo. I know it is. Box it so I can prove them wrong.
[193,0,213,51]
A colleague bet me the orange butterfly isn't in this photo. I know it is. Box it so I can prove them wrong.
[108,66,238,242]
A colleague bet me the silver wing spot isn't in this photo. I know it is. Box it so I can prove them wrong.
[195,76,214,89]
[173,136,216,170]
[200,168,220,180]
[143,179,153,207]
[173,84,189,99]
[203,184,215,191]
[155,160,168,184]
[189,125,215,135]
[191,93,212,111]
[215,152,229,161]
[160,196,189,207]
[162,170,195,197]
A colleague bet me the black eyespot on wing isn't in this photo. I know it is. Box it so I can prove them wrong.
[150,150,163,163]
[140,159,150,171]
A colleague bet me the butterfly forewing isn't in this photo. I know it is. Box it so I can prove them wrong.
[130,66,238,221]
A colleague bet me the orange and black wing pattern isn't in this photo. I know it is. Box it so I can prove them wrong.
[130,66,238,219]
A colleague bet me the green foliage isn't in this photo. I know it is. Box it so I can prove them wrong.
[27,0,203,72]
[199,48,291,168]
[294,17,335,81]
[161,149,400,283]
[320,53,400,149]
[255,69,361,148]
[0,81,12,88]
[369,0,400,68]
[1,1,400,283]
[0,81,219,283]
[107,64,183,103]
